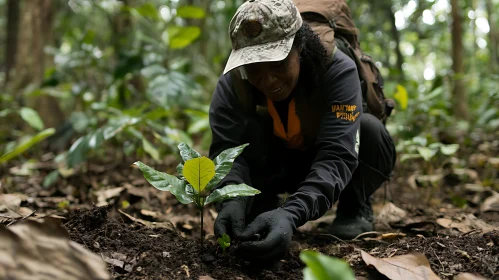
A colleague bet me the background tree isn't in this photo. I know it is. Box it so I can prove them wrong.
[450,0,469,121]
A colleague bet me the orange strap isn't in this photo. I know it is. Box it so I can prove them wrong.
[267,98,304,149]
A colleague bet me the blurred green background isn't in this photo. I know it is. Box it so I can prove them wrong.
[0,0,498,183]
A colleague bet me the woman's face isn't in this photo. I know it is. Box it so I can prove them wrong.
[244,47,301,101]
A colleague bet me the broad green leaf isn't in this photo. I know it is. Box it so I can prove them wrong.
[440,144,459,155]
[417,147,437,161]
[393,84,408,111]
[177,6,206,19]
[178,142,201,162]
[142,138,160,161]
[183,157,215,193]
[20,107,44,131]
[205,144,249,192]
[204,184,260,206]
[147,71,200,109]
[400,153,422,162]
[134,161,193,204]
[300,250,356,280]
[43,170,60,188]
[169,26,201,49]
[136,3,159,20]
[0,128,55,163]
[67,135,90,168]
[187,117,209,134]
[0,109,12,117]
[428,142,442,149]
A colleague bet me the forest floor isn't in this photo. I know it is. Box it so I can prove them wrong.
[1,132,499,279]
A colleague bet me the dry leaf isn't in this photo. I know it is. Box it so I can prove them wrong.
[0,217,110,280]
[0,193,27,211]
[199,276,216,280]
[361,250,440,280]
[453,272,488,280]
[436,214,498,234]
[481,192,499,213]
[94,187,125,206]
[381,233,407,240]
[140,209,159,218]
[119,210,175,230]
[378,203,407,224]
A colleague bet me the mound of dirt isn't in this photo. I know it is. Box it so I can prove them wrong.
[63,206,305,280]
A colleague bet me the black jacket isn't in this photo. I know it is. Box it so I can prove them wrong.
[208,50,363,228]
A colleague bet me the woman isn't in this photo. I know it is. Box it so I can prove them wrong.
[208,0,396,263]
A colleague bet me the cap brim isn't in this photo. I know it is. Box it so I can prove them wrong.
[223,35,296,75]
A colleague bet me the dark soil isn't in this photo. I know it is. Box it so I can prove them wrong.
[63,206,499,280]
[63,206,305,280]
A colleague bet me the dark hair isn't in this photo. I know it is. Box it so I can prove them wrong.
[293,23,329,93]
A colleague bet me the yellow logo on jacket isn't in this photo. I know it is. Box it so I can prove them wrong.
[332,104,360,122]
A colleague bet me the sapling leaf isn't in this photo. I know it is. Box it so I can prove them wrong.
[300,250,356,280]
[178,142,201,162]
[205,143,249,192]
[177,163,184,178]
[204,184,260,206]
[183,157,215,193]
[133,161,194,204]
[217,233,230,253]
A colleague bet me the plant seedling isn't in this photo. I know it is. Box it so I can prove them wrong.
[300,250,356,280]
[133,142,260,251]
[217,233,231,253]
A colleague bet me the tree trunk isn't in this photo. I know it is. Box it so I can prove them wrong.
[450,0,469,120]
[4,0,20,88]
[11,0,65,129]
[386,3,405,82]
[486,0,498,72]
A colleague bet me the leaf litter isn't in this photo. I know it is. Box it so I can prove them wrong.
[1,139,499,279]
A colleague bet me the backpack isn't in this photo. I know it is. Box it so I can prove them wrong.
[293,0,395,123]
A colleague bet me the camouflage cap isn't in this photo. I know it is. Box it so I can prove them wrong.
[223,0,303,75]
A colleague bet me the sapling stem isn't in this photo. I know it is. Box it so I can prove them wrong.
[200,205,204,252]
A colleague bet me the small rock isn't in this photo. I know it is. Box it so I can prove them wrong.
[136,267,142,272]
[93,242,100,249]
[163,252,171,258]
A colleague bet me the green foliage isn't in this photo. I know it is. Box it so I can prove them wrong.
[300,250,356,280]
[134,142,259,247]
[19,107,44,131]
[217,233,231,253]
[0,129,56,164]
[134,142,260,210]
[397,136,460,163]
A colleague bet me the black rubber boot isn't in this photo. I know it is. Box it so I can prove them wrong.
[328,200,374,240]
[328,213,373,240]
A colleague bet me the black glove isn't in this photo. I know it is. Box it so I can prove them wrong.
[236,207,298,263]
[214,197,248,238]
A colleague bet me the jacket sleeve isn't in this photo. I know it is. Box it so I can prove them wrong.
[282,52,363,228]
[208,73,252,187]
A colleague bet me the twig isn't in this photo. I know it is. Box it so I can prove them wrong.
[460,229,481,237]
[353,231,382,240]
[7,210,37,226]
[317,233,349,245]
[430,246,444,273]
